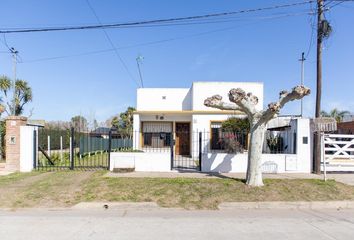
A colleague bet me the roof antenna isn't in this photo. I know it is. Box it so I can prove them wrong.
[136,55,144,88]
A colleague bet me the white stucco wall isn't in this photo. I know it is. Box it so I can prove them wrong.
[136,82,264,112]
[202,118,312,173]
[139,114,192,122]
[191,82,263,111]
[296,118,312,173]
[20,126,37,172]
[110,152,171,172]
[137,88,191,111]
[202,153,300,173]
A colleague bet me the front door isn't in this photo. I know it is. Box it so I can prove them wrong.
[175,122,190,156]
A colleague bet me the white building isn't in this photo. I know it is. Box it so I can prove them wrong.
[109,81,313,173]
[133,82,263,155]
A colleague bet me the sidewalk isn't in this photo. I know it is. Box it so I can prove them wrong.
[105,171,354,185]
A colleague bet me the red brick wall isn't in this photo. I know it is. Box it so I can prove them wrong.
[5,116,27,171]
[337,121,354,134]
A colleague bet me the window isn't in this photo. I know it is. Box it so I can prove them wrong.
[210,122,249,153]
[211,122,223,150]
[142,122,172,148]
[143,132,171,147]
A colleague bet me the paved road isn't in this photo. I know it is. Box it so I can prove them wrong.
[1,208,354,240]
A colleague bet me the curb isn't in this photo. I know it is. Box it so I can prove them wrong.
[218,201,354,210]
[71,202,160,210]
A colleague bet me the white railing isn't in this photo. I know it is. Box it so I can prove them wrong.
[323,134,354,168]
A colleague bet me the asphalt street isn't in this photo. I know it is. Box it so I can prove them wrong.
[0,208,354,240]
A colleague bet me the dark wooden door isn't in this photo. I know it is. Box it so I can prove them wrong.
[175,123,190,156]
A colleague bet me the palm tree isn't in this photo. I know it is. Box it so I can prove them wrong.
[0,75,33,116]
[320,108,350,123]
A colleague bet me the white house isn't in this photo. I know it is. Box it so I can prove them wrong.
[109,81,312,173]
[133,82,263,153]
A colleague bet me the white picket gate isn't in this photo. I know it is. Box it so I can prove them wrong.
[323,134,354,171]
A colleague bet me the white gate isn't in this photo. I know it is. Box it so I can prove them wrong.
[323,134,354,172]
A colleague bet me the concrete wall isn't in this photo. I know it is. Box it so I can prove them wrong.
[296,118,312,173]
[136,82,264,112]
[110,152,171,172]
[20,126,37,172]
[202,153,300,173]
[137,88,191,111]
[202,118,312,173]
[191,82,263,111]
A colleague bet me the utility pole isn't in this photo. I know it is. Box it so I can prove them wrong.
[299,52,306,117]
[136,55,144,88]
[10,47,18,115]
[314,0,324,174]
[10,47,18,82]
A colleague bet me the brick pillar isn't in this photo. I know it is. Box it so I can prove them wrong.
[5,116,27,171]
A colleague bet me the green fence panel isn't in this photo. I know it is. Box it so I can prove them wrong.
[79,137,133,155]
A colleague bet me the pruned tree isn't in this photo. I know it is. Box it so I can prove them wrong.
[204,85,310,187]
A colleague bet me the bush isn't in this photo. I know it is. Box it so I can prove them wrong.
[221,117,250,132]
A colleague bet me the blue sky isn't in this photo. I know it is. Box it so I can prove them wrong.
[0,0,353,123]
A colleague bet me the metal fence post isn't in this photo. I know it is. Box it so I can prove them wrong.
[33,129,37,169]
[170,137,174,170]
[199,132,202,171]
[107,130,112,171]
[70,127,74,170]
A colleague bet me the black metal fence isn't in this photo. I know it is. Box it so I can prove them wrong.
[36,127,115,170]
[205,129,296,154]
[35,126,297,171]
[262,129,296,154]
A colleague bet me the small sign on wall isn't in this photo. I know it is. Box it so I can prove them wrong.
[11,121,16,126]
[9,136,16,145]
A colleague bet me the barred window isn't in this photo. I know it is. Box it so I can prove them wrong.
[211,122,223,150]
[142,122,172,148]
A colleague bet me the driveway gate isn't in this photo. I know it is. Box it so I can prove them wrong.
[323,134,354,171]
[36,127,112,170]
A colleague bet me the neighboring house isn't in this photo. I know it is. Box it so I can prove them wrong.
[90,127,111,138]
[337,121,354,134]
[133,81,264,156]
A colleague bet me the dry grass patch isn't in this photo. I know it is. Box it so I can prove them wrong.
[81,174,354,209]
[1,171,354,209]
[0,171,94,208]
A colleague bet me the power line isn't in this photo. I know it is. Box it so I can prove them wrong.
[0,1,315,34]
[327,0,351,8]
[85,0,139,87]
[19,11,314,64]
[305,2,317,58]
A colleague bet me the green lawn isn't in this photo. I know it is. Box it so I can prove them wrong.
[1,171,354,209]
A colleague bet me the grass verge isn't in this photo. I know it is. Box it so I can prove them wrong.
[1,171,354,209]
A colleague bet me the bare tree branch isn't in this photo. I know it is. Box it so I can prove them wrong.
[204,95,243,111]
[228,88,258,117]
[261,85,311,123]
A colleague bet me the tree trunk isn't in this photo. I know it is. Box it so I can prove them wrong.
[246,123,265,187]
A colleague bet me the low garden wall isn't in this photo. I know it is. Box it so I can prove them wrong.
[202,153,310,173]
[110,152,171,172]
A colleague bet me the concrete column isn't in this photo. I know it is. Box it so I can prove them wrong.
[296,118,312,173]
[133,114,140,150]
[5,116,27,171]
